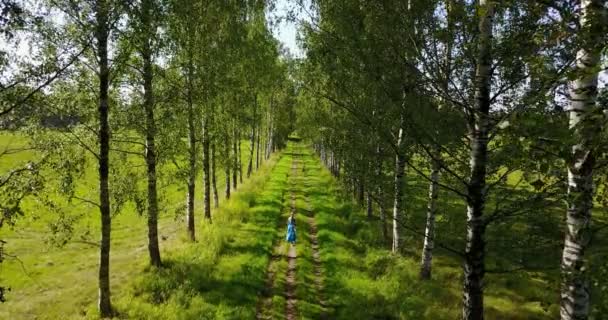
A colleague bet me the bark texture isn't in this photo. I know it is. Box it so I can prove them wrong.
[141,0,161,268]
[420,0,452,281]
[185,56,196,242]
[186,132,196,241]
[95,0,112,315]
[256,124,260,170]
[560,1,605,319]
[212,143,219,209]
[420,157,439,279]
[462,1,494,319]
[391,117,407,254]
[238,128,243,184]
[225,135,231,200]
[232,128,238,190]
[247,95,257,178]
[202,117,211,220]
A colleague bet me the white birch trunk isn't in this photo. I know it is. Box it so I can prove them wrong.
[420,0,453,280]
[420,157,439,279]
[463,1,494,319]
[392,117,407,254]
[560,1,605,319]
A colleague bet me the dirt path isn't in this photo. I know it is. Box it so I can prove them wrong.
[306,199,327,317]
[285,243,297,320]
[256,145,327,319]
[302,155,328,317]
[285,152,298,320]
[256,152,299,320]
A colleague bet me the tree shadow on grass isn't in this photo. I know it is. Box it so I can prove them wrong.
[121,157,294,319]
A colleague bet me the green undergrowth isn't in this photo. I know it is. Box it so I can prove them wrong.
[0,132,268,319]
[109,152,291,319]
[292,149,328,319]
[263,152,294,320]
[302,146,564,320]
[265,240,288,320]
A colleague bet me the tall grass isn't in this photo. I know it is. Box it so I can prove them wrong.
[0,131,274,320]
[110,152,291,319]
[300,146,565,320]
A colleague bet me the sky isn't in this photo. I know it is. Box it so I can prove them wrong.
[267,0,305,58]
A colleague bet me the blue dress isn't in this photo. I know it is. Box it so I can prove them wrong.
[286,219,296,244]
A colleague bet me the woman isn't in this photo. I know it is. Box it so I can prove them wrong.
[286,213,296,245]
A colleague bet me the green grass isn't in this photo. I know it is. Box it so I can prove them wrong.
[299,147,557,319]
[291,147,328,319]
[301,146,607,319]
[0,131,266,319]
[110,151,289,319]
[2,133,607,319]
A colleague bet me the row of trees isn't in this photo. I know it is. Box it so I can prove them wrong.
[296,0,607,319]
[0,0,294,316]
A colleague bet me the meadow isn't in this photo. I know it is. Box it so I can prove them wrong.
[0,132,264,319]
[2,137,608,319]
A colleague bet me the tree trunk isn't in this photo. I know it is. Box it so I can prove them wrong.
[232,127,238,190]
[420,156,440,279]
[357,179,365,207]
[560,1,604,319]
[266,99,273,160]
[225,135,231,200]
[421,0,452,281]
[247,125,255,177]
[375,145,387,242]
[462,2,494,319]
[247,95,257,178]
[263,129,268,161]
[266,128,273,159]
[202,116,211,220]
[329,151,334,175]
[392,117,407,254]
[212,142,219,209]
[95,0,112,315]
[238,129,243,184]
[334,157,341,178]
[256,122,260,170]
[185,114,196,240]
[185,51,196,242]
[379,201,388,244]
[366,191,373,219]
[141,0,161,267]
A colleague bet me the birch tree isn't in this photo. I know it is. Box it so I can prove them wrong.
[560,1,607,319]
[94,0,113,314]
[130,0,163,267]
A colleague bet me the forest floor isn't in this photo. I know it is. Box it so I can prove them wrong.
[4,137,607,319]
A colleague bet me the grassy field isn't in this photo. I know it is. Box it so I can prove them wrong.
[0,132,264,319]
[304,152,608,319]
[110,150,289,319]
[2,135,607,319]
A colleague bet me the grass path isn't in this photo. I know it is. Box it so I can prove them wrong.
[256,145,300,320]
[285,155,298,320]
[305,196,327,318]
[3,140,573,319]
[256,143,331,320]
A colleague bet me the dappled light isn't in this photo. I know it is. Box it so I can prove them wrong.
[1,1,607,320]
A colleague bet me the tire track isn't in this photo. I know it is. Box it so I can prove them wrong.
[303,158,328,318]
[286,150,298,320]
[256,150,299,320]
[307,203,327,316]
